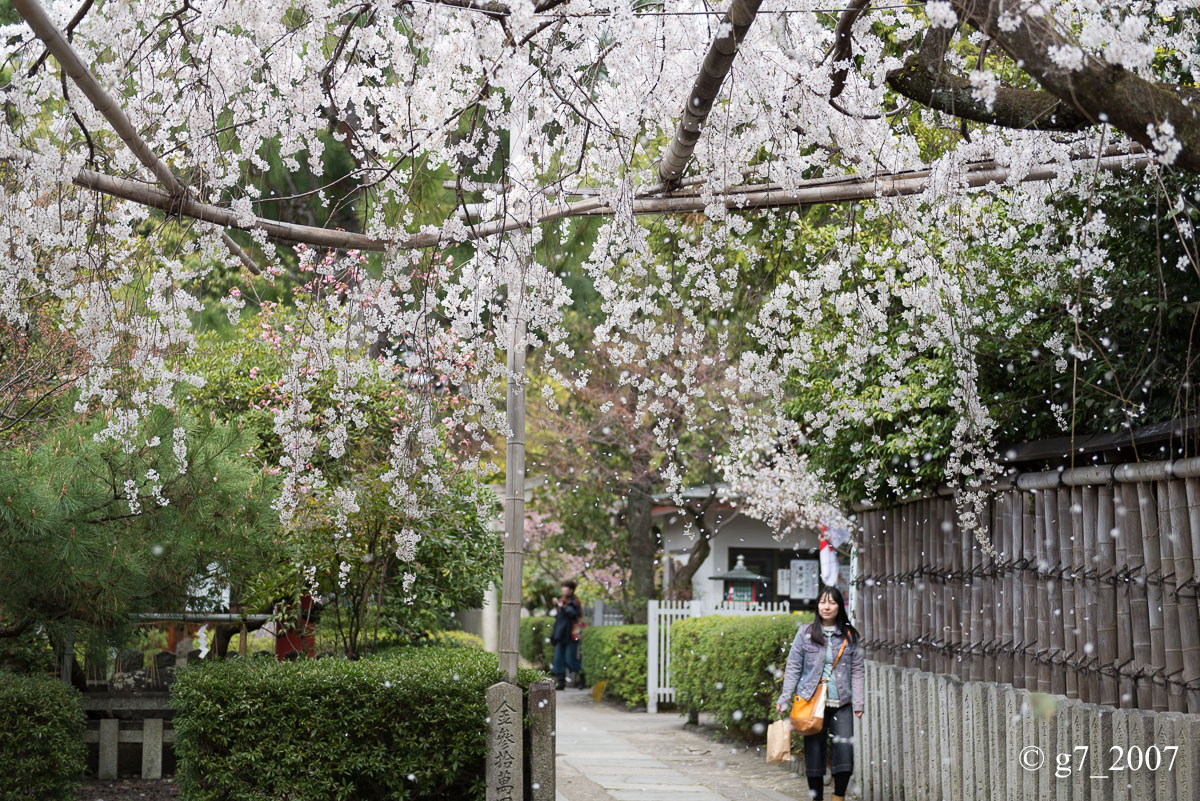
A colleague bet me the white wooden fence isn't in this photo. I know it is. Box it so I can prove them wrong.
[646,599,791,713]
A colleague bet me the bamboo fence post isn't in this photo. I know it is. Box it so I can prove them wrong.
[981,495,996,682]
[966,501,982,682]
[1080,485,1101,702]
[1159,480,1187,712]
[1096,483,1119,705]
[1035,488,1053,694]
[1051,484,1074,699]
[997,490,1014,686]
[1112,483,1136,706]
[1156,479,1185,712]
[1120,482,1153,708]
[900,503,912,668]
[885,511,896,667]
[1069,484,1089,701]
[1047,486,1066,696]
[861,513,873,646]
[952,506,965,680]
[1135,480,1168,710]
[921,501,931,671]
[1009,489,1024,686]
[1022,489,1038,691]
[1183,476,1200,713]
[939,497,951,675]
[909,502,920,670]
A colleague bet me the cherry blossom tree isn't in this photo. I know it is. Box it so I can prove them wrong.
[0,0,1194,588]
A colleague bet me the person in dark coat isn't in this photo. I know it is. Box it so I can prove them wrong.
[549,580,582,690]
[776,585,865,801]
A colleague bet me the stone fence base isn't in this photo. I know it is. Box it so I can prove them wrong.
[855,661,1199,801]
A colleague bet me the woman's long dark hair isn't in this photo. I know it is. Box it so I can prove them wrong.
[807,585,861,646]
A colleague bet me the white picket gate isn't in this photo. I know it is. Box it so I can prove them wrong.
[645,598,791,713]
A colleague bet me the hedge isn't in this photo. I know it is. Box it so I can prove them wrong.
[0,673,86,801]
[670,613,810,736]
[427,629,485,650]
[172,647,544,801]
[518,616,554,669]
[579,624,647,708]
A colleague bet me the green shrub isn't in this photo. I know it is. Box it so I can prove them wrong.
[172,647,544,801]
[0,673,86,801]
[580,624,647,708]
[671,613,809,736]
[519,616,554,669]
[427,630,485,650]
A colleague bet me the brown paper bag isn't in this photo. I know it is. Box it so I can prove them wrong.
[766,719,791,764]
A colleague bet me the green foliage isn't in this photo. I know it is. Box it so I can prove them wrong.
[426,630,486,650]
[0,617,54,674]
[0,406,278,636]
[783,174,1200,503]
[670,614,809,737]
[519,616,554,669]
[579,624,647,708]
[187,314,501,657]
[0,674,86,800]
[172,647,543,801]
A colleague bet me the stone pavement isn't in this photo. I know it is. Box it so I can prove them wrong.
[553,688,832,801]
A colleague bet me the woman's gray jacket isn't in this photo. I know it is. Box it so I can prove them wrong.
[777,622,866,715]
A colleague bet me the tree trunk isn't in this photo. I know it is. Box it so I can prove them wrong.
[669,509,714,600]
[627,479,658,622]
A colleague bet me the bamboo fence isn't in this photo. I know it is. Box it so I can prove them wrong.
[856,456,1200,714]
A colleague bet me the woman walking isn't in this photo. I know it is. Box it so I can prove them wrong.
[776,586,865,801]
[549,580,583,690]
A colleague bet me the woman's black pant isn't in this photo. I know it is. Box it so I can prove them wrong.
[803,702,854,777]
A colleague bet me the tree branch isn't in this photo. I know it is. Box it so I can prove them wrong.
[829,0,871,100]
[950,0,1200,171]
[886,25,1090,132]
[12,0,261,273]
[658,0,763,187]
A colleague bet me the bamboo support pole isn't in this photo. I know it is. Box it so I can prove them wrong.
[497,313,527,682]
[9,147,1149,255]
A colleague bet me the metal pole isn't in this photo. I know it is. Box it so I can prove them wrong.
[498,313,527,681]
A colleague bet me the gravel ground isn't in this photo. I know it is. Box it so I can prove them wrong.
[78,778,179,801]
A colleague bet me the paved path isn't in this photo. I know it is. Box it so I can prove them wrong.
[553,688,831,801]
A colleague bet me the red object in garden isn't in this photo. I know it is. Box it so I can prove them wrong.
[274,594,316,661]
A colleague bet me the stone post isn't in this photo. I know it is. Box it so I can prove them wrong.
[487,681,523,801]
[528,679,555,801]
